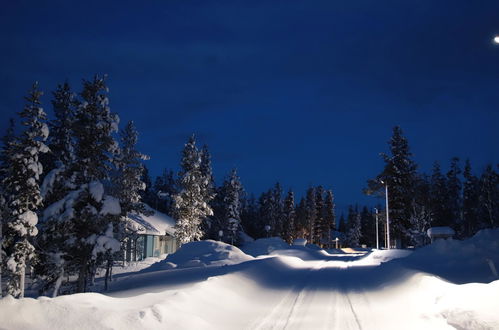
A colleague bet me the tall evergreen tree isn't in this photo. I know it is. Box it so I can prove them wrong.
[314,186,325,245]
[366,126,418,246]
[282,189,296,244]
[479,164,499,229]
[41,76,122,293]
[294,197,307,239]
[173,135,213,244]
[346,206,361,247]
[0,118,16,297]
[113,121,149,222]
[271,182,284,237]
[220,169,243,245]
[2,83,49,297]
[446,157,463,234]
[305,187,316,244]
[240,194,259,239]
[430,161,449,226]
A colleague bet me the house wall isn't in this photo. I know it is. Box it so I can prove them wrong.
[124,234,178,262]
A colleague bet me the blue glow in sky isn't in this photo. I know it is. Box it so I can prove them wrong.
[1,1,499,212]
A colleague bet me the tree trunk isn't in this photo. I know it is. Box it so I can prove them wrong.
[19,266,25,298]
[52,267,64,298]
[77,263,87,293]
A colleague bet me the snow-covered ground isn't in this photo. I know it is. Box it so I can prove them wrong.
[1,231,499,329]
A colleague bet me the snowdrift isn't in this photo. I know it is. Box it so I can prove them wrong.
[144,240,254,271]
[398,228,499,283]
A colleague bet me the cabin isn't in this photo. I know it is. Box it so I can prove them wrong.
[426,226,455,243]
[123,205,178,262]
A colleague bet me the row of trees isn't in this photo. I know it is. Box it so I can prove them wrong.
[365,126,499,247]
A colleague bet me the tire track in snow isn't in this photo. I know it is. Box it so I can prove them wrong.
[248,261,326,330]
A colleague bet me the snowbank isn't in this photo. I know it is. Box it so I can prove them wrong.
[399,228,499,283]
[241,237,290,257]
[145,240,253,271]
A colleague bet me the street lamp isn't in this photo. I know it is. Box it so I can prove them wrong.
[494,36,499,44]
[380,180,390,249]
[373,207,379,250]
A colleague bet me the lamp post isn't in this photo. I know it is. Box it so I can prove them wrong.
[380,180,390,249]
[374,207,379,250]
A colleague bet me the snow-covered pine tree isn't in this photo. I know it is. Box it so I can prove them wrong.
[0,118,16,297]
[42,76,121,293]
[305,187,316,244]
[240,194,259,238]
[430,161,449,226]
[258,190,273,237]
[271,182,283,237]
[324,190,335,247]
[2,83,49,298]
[463,159,480,237]
[346,206,361,248]
[359,206,373,247]
[313,186,325,246]
[40,82,78,205]
[294,197,307,239]
[173,135,213,245]
[365,126,418,247]
[446,157,463,235]
[282,189,296,244]
[114,121,149,217]
[199,145,216,237]
[338,214,347,234]
[220,169,243,245]
[479,164,499,229]
[36,82,78,297]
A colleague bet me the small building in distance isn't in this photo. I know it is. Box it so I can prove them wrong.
[124,204,177,262]
[427,226,455,243]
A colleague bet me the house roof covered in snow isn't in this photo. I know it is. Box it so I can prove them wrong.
[128,204,176,236]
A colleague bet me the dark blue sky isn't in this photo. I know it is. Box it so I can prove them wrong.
[1,1,499,213]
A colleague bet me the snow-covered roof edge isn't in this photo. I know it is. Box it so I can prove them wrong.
[128,204,176,236]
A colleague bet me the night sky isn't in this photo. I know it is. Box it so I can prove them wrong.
[1,1,499,214]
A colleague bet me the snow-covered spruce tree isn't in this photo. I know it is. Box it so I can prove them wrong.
[446,157,463,235]
[479,164,499,229]
[324,190,335,246]
[346,206,361,248]
[271,182,284,237]
[408,200,431,247]
[113,121,149,217]
[240,194,259,239]
[429,161,450,226]
[282,189,296,244]
[305,187,316,244]
[365,126,418,247]
[173,135,213,245]
[42,76,121,293]
[199,145,216,236]
[35,82,78,296]
[219,169,243,245]
[293,197,307,239]
[2,83,49,298]
[313,186,325,246]
[0,118,16,297]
